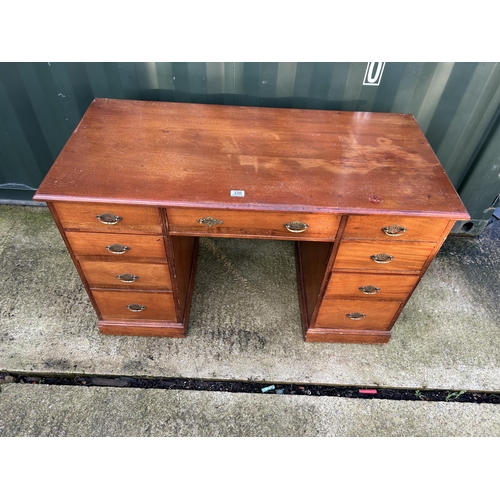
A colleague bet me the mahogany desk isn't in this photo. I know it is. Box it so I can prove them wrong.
[34,99,469,344]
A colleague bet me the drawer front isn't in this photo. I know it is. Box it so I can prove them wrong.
[66,232,166,259]
[92,290,177,321]
[167,208,341,240]
[315,298,402,330]
[53,202,162,234]
[326,272,419,300]
[334,240,436,272]
[79,260,172,290]
[343,215,450,242]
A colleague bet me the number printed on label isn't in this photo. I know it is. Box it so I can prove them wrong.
[230,190,245,197]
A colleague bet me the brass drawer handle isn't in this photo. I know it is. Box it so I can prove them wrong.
[359,285,380,295]
[127,303,146,312]
[117,273,139,283]
[371,253,394,264]
[96,212,122,225]
[106,244,130,254]
[284,221,309,233]
[382,225,407,237]
[198,217,223,227]
[346,312,366,320]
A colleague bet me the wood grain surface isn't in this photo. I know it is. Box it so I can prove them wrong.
[79,260,172,290]
[315,298,402,330]
[325,272,420,300]
[304,328,391,344]
[342,215,450,242]
[92,290,176,321]
[53,202,162,234]
[34,99,469,218]
[65,232,166,259]
[98,320,185,337]
[168,208,341,240]
[334,240,436,272]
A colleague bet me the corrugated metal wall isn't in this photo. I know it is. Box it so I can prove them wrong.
[1,62,499,234]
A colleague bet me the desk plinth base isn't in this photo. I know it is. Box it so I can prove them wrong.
[98,320,186,338]
[304,328,391,344]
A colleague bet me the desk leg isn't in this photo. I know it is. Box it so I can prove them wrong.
[295,240,332,339]
[169,235,199,335]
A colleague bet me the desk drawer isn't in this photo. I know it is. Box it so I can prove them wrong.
[53,202,162,234]
[334,240,435,272]
[343,215,449,242]
[326,272,419,300]
[66,232,166,259]
[167,208,341,240]
[92,290,177,321]
[315,298,402,330]
[79,260,172,290]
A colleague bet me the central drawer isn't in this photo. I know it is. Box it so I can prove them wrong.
[167,208,341,240]
[92,290,177,321]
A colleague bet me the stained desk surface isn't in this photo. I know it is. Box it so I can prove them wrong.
[34,98,468,219]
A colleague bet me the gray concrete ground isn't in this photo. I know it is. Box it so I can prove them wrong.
[0,205,499,436]
[2,384,499,437]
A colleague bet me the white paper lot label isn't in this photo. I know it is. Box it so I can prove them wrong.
[230,190,245,197]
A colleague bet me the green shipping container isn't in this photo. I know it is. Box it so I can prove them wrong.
[1,62,499,234]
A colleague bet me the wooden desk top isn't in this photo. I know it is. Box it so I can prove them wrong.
[34,98,468,218]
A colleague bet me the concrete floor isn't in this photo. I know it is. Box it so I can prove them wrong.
[0,205,499,436]
[1,383,499,437]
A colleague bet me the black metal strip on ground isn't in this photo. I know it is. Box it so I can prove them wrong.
[1,371,499,404]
